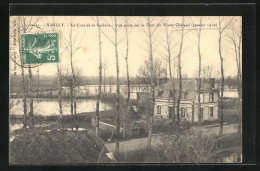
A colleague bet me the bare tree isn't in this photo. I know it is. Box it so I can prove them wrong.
[176,17,185,126]
[226,17,242,133]
[114,17,120,154]
[190,17,203,123]
[201,65,214,81]
[10,16,41,129]
[62,67,82,122]
[46,16,68,129]
[138,58,166,87]
[99,16,126,154]
[57,62,63,128]
[147,17,155,149]
[62,17,86,130]
[109,76,112,94]
[37,66,40,96]
[20,17,35,128]
[159,20,179,124]
[103,61,107,93]
[197,17,203,123]
[17,17,28,130]
[28,63,34,128]
[95,16,102,136]
[217,17,233,136]
[139,16,165,149]
[123,17,130,139]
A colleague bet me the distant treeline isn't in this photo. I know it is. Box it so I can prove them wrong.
[10,74,239,93]
[10,75,151,93]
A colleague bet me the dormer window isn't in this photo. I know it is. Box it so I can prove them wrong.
[158,90,163,97]
[182,91,187,99]
[169,91,174,98]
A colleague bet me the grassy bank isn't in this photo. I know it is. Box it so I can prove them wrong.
[10,129,110,164]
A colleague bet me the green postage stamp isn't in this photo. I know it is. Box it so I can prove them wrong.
[21,33,59,64]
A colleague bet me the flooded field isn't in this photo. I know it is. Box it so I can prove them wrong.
[10,98,111,116]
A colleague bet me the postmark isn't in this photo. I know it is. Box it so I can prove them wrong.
[21,33,59,65]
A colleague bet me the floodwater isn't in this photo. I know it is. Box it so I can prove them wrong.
[10,98,111,116]
[223,91,238,98]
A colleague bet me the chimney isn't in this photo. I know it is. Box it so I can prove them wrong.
[209,78,215,88]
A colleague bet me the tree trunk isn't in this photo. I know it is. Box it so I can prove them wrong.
[218,18,224,136]
[109,78,112,94]
[176,17,185,126]
[114,17,120,154]
[57,63,63,129]
[103,67,106,94]
[123,17,130,139]
[147,16,155,149]
[192,101,195,123]
[236,34,242,134]
[197,18,202,123]
[37,66,40,96]
[28,66,34,128]
[21,65,27,130]
[165,26,176,124]
[165,60,167,78]
[24,19,34,128]
[17,17,27,130]
[74,98,77,130]
[69,26,77,130]
[70,83,74,130]
[96,16,102,136]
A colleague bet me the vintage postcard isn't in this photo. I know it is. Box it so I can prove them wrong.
[9,16,242,164]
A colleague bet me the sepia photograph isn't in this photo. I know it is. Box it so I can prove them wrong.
[9,16,242,164]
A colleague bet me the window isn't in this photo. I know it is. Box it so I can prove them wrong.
[200,93,204,103]
[181,107,186,118]
[200,108,204,119]
[157,105,161,115]
[182,91,187,99]
[209,106,214,117]
[168,106,174,118]
[158,90,163,97]
[209,93,214,102]
[169,91,174,98]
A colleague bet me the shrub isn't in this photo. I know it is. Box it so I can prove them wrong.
[223,98,238,110]
[10,130,109,164]
[161,130,235,163]
[116,149,167,163]
[152,119,191,134]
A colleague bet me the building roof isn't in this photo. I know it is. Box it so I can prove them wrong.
[155,79,217,91]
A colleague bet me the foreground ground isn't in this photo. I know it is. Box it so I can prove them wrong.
[105,123,240,153]
[9,97,241,163]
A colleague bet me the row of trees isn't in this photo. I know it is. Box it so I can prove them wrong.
[10,16,242,153]
[94,16,132,154]
[10,16,41,129]
[135,16,242,149]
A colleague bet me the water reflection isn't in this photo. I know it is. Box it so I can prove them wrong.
[10,98,111,116]
[10,123,23,132]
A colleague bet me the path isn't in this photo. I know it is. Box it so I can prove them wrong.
[105,123,239,153]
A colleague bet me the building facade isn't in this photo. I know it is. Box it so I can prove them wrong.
[154,78,219,122]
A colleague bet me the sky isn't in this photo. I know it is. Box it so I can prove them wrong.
[9,16,242,79]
